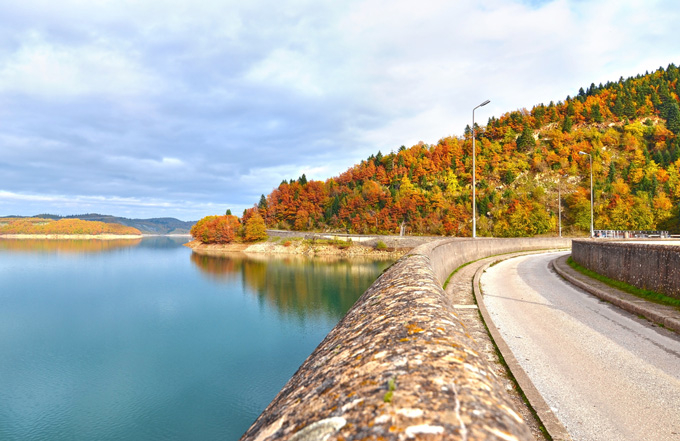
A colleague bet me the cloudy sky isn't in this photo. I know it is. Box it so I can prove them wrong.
[1,0,678,221]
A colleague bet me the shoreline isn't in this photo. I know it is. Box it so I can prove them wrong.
[185,239,407,258]
[0,234,144,240]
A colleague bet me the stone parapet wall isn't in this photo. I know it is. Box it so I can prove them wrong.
[241,237,571,441]
[572,239,680,300]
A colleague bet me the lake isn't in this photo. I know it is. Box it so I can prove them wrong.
[0,237,392,440]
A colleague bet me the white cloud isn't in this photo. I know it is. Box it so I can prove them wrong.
[0,0,678,219]
[0,36,161,101]
[245,48,324,96]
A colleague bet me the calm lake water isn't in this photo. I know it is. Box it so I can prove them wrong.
[0,237,392,440]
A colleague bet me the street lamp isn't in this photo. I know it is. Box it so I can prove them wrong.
[578,151,594,237]
[558,174,568,237]
[472,99,490,238]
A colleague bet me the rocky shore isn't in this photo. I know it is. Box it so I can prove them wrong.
[184,239,407,258]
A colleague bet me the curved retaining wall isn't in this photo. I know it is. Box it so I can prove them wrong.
[241,237,572,441]
[572,239,680,300]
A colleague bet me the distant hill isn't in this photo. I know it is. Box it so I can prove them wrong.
[256,63,680,237]
[30,214,196,235]
[0,217,142,236]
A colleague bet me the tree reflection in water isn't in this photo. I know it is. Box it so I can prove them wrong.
[190,253,393,319]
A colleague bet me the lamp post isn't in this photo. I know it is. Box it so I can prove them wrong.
[558,174,567,238]
[578,151,594,237]
[558,178,562,238]
[472,99,490,238]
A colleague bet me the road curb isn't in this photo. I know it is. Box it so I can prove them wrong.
[551,255,680,334]
[473,257,573,441]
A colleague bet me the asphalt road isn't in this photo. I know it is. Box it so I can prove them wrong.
[480,251,680,441]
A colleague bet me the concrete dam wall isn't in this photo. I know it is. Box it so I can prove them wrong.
[241,237,572,441]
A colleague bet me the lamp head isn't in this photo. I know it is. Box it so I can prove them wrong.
[480,100,490,106]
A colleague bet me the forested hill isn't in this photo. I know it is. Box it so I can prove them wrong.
[29,214,195,235]
[256,64,680,237]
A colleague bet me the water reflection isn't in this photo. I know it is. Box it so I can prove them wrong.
[136,235,192,248]
[0,237,142,254]
[190,253,392,319]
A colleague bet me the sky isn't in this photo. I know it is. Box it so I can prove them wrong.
[1,0,678,221]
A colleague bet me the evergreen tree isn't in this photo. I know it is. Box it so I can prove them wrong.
[517,126,536,151]
[578,87,586,101]
[607,162,616,183]
[590,103,604,123]
[258,194,268,210]
[667,102,680,135]
[612,93,624,118]
[562,115,573,133]
[623,92,636,118]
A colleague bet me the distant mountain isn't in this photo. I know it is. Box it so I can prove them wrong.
[31,214,196,235]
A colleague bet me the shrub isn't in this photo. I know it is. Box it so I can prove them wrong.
[376,240,388,250]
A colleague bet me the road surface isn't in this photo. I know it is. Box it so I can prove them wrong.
[480,251,680,441]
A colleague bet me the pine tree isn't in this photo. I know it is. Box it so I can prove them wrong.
[562,115,573,133]
[667,102,680,135]
[590,103,604,123]
[612,93,624,118]
[517,126,536,151]
[623,92,636,119]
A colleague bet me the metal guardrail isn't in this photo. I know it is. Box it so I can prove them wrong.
[594,230,671,238]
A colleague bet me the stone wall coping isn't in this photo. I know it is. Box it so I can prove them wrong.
[241,237,571,441]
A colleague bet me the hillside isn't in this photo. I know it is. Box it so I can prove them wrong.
[0,217,142,236]
[255,64,680,237]
[30,214,196,235]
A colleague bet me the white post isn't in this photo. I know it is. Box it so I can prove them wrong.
[472,100,490,238]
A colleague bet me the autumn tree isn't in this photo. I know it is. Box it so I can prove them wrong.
[191,215,240,244]
[244,212,267,242]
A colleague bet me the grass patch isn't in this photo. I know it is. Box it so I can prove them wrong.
[566,257,680,309]
[442,247,571,290]
[443,259,478,290]
[375,240,388,251]
[383,377,396,403]
[302,237,354,249]
[302,237,351,247]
